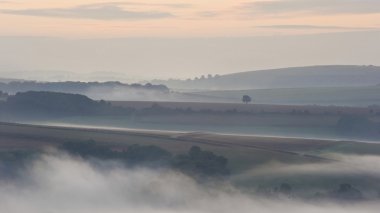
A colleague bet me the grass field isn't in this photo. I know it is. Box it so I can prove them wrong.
[2,122,380,173]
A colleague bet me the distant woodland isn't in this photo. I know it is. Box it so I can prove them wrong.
[0,81,169,95]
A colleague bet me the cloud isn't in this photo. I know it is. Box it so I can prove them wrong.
[256,25,379,30]
[1,153,380,212]
[232,154,380,195]
[197,11,221,18]
[0,2,174,20]
[237,154,380,177]
[244,0,380,15]
[122,2,192,9]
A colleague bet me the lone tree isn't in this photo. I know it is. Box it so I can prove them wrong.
[242,95,252,104]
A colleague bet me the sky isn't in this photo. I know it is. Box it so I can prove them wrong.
[0,0,380,81]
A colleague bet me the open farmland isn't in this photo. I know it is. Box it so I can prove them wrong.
[2,122,380,172]
[107,101,380,141]
[189,86,380,106]
[3,92,379,143]
[111,101,378,115]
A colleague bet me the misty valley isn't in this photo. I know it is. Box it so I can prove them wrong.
[2,122,380,212]
[1,73,380,212]
[1,2,380,210]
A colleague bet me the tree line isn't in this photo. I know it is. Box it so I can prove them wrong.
[60,141,230,178]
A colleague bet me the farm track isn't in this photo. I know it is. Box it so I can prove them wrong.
[171,132,332,161]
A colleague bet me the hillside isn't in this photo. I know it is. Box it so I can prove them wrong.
[153,65,380,90]
[0,81,169,100]
[0,91,129,118]
[0,78,21,83]
[0,81,223,102]
[0,122,368,169]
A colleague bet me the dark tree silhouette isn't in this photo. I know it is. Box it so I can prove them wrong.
[242,95,252,104]
[0,91,8,100]
[331,184,363,200]
[60,142,230,177]
[279,183,292,195]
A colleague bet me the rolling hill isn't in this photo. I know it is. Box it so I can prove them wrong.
[153,65,380,90]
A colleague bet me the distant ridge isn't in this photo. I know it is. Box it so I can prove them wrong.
[152,65,380,90]
[0,78,23,83]
[0,81,169,95]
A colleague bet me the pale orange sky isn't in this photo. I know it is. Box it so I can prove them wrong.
[0,0,380,38]
[1,0,380,81]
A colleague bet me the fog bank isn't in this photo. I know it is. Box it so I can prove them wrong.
[1,153,380,213]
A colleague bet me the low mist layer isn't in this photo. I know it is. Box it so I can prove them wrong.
[1,152,380,213]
